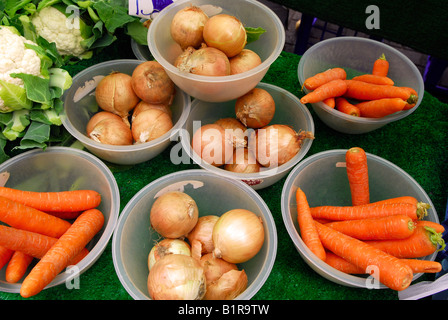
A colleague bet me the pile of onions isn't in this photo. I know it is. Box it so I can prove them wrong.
[191,123,234,166]
[148,238,191,270]
[235,88,275,128]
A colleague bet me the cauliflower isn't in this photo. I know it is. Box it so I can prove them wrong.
[31,6,88,58]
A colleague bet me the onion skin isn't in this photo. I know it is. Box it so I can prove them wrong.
[187,215,219,258]
[191,123,234,166]
[204,269,248,300]
[214,117,247,148]
[175,46,231,76]
[148,239,191,270]
[212,209,265,264]
[203,14,247,58]
[235,88,275,128]
[200,253,237,284]
[89,117,133,145]
[230,49,262,75]
[131,61,175,104]
[86,111,125,136]
[132,100,172,121]
[170,5,209,49]
[131,108,173,143]
[150,191,199,239]
[224,147,261,173]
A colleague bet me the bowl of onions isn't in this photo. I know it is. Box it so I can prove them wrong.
[146,0,285,102]
[112,169,277,300]
[281,149,440,290]
[61,59,191,165]
[179,82,315,190]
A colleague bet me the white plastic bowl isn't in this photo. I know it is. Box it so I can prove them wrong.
[147,0,285,102]
[281,149,439,289]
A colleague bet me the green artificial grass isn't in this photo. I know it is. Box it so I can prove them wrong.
[1,33,447,301]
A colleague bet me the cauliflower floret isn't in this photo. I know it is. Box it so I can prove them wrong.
[32,6,87,57]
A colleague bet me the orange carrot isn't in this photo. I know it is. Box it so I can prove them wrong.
[315,221,413,291]
[352,74,394,86]
[372,53,389,77]
[325,251,365,274]
[300,79,348,104]
[400,259,442,273]
[355,98,407,118]
[365,226,446,259]
[0,245,14,270]
[415,220,445,233]
[303,68,347,90]
[0,187,101,212]
[359,196,430,219]
[5,251,34,283]
[311,203,419,221]
[400,87,418,110]
[335,97,360,116]
[325,215,415,240]
[345,147,369,206]
[20,209,104,298]
[296,188,326,260]
[344,80,417,103]
[323,97,335,108]
[0,196,71,238]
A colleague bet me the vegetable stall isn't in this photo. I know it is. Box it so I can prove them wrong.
[0,0,448,301]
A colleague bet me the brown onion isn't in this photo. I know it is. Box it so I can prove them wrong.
[86,111,125,136]
[132,100,172,122]
[230,49,262,75]
[191,123,234,166]
[148,254,206,300]
[88,117,133,145]
[131,108,173,143]
[95,72,140,124]
[212,209,264,264]
[251,125,314,167]
[170,5,209,49]
[224,147,261,173]
[203,14,247,58]
[235,88,275,128]
[174,46,230,76]
[199,253,237,284]
[204,269,248,300]
[150,191,199,239]
[187,215,219,259]
[131,61,175,104]
[148,239,191,270]
[214,117,247,148]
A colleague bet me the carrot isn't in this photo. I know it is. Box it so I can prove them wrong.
[296,188,326,260]
[400,259,442,273]
[415,220,445,233]
[359,196,430,219]
[325,251,364,274]
[355,98,407,118]
[0,187,101,212]
[352,74,394,86]
[344,80,417,103]
[0,245,14,270]
[323,97,335,108]
[303,68,347,90]
[365,226,446,259]
[325,215,415,240]
[20,208,104,298]
[311,203,420,221]
[5,251,34,283]
[300,79,348,104]
[0,196,71,238]
[400,87,418,110]
[345,147,369,206]
[335,97,360,116]
[372,53,389,77]
[315,221,413,291]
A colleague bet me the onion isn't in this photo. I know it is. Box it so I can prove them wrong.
[132,100,172,122]
[199,253,237,284]
[230,49,262,75]
[204,269,248,300]
[212,209,264,264]
[88,117,133,145]
[251,125,314,167]
[191,123,234,166]
[203,14,247,58]
[131,108,173,143]
[214,117,247,148]
[86,111,125,136]
[150,191,199,239]
[95,72,140,124]
[174,46,230,76]
[187,215,219,258]
[224,147,261,173]
[148,239,191,270]
[131,61,175,104]
[148,254,206,300]
[170,5,209,49]
[235,88,275,128]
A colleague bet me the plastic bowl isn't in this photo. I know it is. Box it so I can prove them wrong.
[297,37,424,134]
[0,147,120,294]
[147,0,285,102]
[179,82,315,190]
[112,169,277,300]
[281,149,439,289]
[62,59,191,165]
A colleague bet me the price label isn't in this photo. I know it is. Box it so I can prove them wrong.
[128,0,175,18]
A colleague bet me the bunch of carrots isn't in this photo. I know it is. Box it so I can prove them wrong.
[296,147,445,292]
[0,186,104,298]
[300,54,419,118]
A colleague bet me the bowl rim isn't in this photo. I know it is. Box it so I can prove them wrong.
[112,168,278,300]
[0,146,120,293]
[281,149,438,289]
[147,0,286,83]
[297,36,425,124]
[179,82,315,181]
[61,59,191,153]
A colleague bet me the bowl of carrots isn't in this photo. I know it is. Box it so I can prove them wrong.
[297,37,424,134]
[0,147,120,298]
[281,148,444,291]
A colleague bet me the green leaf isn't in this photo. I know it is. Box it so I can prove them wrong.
[4,0,33,17]
[13,121,50,150]
[93,1,136,33]
[245,26,266,44]
[0,80,33,112]
[125,19,148,46]
[10,73,52,105]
